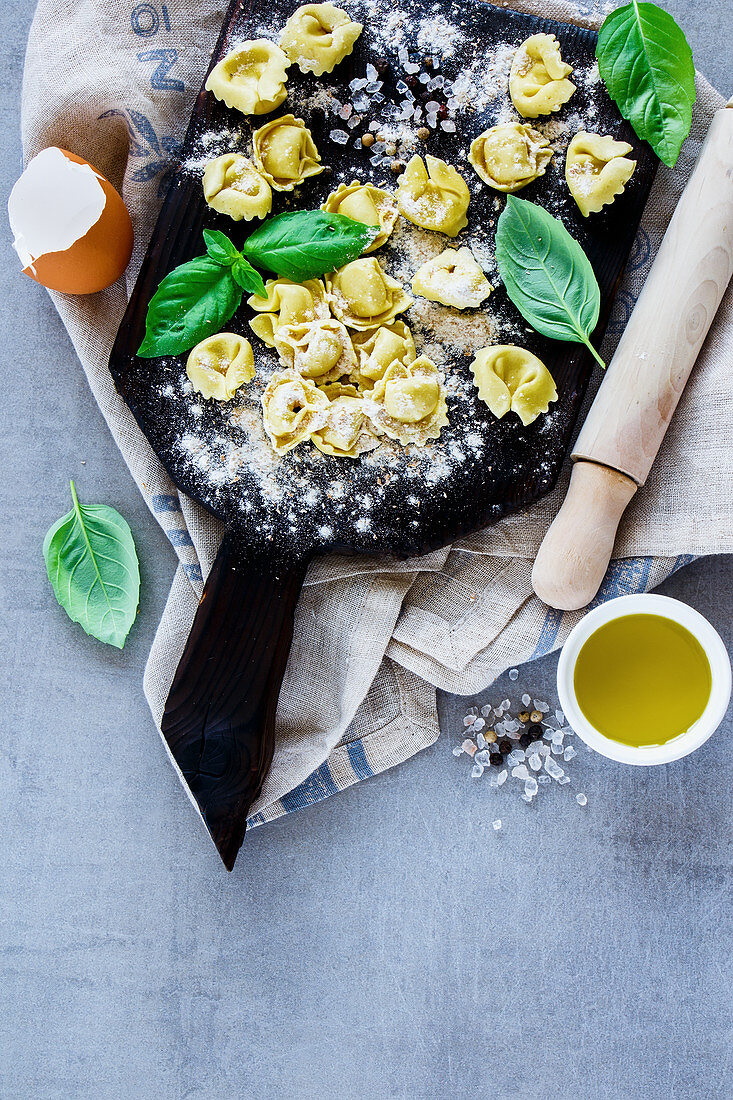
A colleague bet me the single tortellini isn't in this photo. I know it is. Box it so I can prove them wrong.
[351,320,416,388]
[395,155,470,237]
[365,356,448,446]
[252,114,324,192]
[469,122,552,193]
[186,333,254,402]
[321,181,398,252]
[470,345,557,426]
[280,3,363,76]
[274,318,357,383]
[509,34,575,118]
[565,132,637,217]
[248,278,329,346]
[202,154,272,221]
[411,247,492,310]
[261,368,330,454]
[205,40,289,116]
[326,257,412,330]
[311,383,381,458]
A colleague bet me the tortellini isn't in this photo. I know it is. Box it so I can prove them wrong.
[280,3,363,76]
[326,257,412,330]
[248,278,329,346]
[509,34,575,118]
[395,155,470,237]
[202,154,272,221]
[186,333,254,402]
[321,181,398,252]
[311,383,381,458]
[252,114,324,192]
[565,132,637,217]
[274,318,357,383]
[261,368,330,453]
[351,320,416,388]
[365,356,448,446]
[469,123,552,193]
[411,247,492,310]
[470,345,557,426]
[205,40,289,116]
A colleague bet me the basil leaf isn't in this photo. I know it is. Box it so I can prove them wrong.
[496,196,605,368]
[138,255,242,358]
[242,211,379,281]
[597,1,695,168]
[43,481,140,650]
[232,256,267,298]
[204,228,241,267]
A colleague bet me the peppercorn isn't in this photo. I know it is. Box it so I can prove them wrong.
[489,752,504,767]
[518,711,530,723]
[374,58,390,76]
[519,732,533,749]
[385,141,397,156]
[361,133,375,148]
[528,723,543,738]
[417,126,430,141]
[437,103,448,120]
[498,738,512,755]
[406,74,418,89]
[485,729,497,743]
[424,55,434,70]
[390,159,406,174]
[530,710,543,723]
[376,131,385,142]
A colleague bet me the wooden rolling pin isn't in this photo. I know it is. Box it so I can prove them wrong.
[532,97,733,611]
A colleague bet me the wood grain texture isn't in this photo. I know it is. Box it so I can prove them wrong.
[573,106,733,484]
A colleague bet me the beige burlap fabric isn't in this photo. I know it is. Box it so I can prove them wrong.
[20,0,731,825]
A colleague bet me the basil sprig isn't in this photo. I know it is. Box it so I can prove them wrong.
[43,481,140,649]
[496,196,605,369]
[597,1,696,168]
[138,213,378,359]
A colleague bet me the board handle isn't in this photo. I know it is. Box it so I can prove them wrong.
[161,532,309,870]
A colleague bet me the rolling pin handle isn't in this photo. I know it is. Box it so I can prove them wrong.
[531,461,638,611]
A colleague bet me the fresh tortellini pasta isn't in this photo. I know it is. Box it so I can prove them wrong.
[321,181,398,252]
[311,383,381,458]
[202,154,272,221]
[252,114,324,191]
[205,40,289,116]
[509,34,575,118]
[411,247,492,310]
[261,368,330,453]
[565,132,637,217]
[326,257,412,330]
[351,320,416,388]
[274,318,357,383]
[248,278,329,346]
[186,333,254,402]
[469,123,552,193]
[280,3,363,76]
[470,345,557,426]
[395,155,470,237]
[365,356,448,446]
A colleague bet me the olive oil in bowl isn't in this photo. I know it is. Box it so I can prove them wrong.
[573,613,712,748]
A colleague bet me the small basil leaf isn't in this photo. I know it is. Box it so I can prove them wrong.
[496,196,605,368]
[204,228,241,267]
[43,481,140,649]
[232,256,267,298]
[597,1,695,168]
[242,210,380,281]
[138,255,243,358]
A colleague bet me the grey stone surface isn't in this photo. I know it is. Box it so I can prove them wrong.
[1,2,731,1098]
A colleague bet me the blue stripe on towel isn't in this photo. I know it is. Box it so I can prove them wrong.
[280,760,340,814]
[151,493,180,513]
[347,738,375,780]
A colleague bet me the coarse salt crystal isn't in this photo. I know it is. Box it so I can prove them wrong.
[525,777,538,796]
[471,763,484,778]
[492,819,502,830]
[462,739,477,756]
[404,62,420,74]
[452,746,463,756]
[528,753,542,771]
[511,764,529,780]
[366,63,378,81]
[441,120,456,132]
[576,793,588,806]
[339,103,353,119]
[497,769,508,786]
[330,129,349,144]
[508,668,519,681]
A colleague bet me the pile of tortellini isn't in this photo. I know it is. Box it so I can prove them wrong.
[185,13,636,460]
[469,33,637,217]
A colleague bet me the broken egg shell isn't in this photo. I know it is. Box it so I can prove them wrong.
[12,148,133,295]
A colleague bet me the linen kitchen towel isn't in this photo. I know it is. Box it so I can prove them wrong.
[20,0,732,826]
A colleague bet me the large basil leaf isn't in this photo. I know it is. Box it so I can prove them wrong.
[496,196,605,368]
[43,482,140,649]
[597,1,695,168]
[137,255,243,358]
[242,211,379,281]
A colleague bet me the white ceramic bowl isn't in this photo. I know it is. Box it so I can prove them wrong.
[557,593,731,765]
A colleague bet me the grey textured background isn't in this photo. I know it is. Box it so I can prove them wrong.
[1,2,731,1098]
